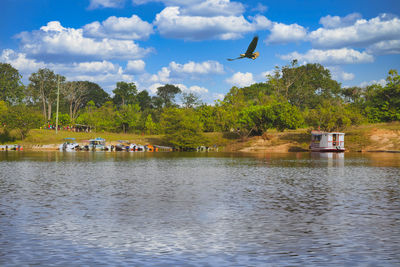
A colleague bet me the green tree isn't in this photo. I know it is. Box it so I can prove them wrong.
[113,81,137,107]
[239,100,303,136]
[115,104,141,133]
[2,105,42,139]
[156,84,181,108]
[144,114,156,134]
[28,68,65,121]
[85,82,110,108]
[0,63,25,104]
[181,92,202,108]
[160,107,206,149]
[267,62,341,109]
[136,90,152,110]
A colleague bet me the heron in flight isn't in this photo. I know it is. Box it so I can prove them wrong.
[227,36,259,61]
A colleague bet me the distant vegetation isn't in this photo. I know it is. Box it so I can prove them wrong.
[0,60,399,149]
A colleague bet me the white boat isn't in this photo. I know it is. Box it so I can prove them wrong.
[59,138,79,151]
[88,138,108,151]
[310,131,345,152]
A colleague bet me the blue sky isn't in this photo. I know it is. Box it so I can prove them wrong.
[1,0,400,103]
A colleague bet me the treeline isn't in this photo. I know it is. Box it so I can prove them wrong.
[0,61,399,148]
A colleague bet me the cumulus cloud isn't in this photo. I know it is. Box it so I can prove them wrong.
[169,60,224,75]
[251,3,268,13]
[266,22,307,44]
[16,21,152,62]
[134,0,244,16]
[88,0,125,9]
[319,13,362,29]
[148,60,224,83]
[1,49,134,92]
[154,7,271,40]
[309,14,400,49]
[280,48,374,65]
[126,60,146,73]
[359,79,387,87]
[328,66,355,81]
[366,39,400,55]
[83,15,153,40]
[226,72,255,87]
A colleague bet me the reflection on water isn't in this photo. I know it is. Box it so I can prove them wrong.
[0,151,399,266]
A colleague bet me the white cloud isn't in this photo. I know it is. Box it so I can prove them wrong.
[251,3,268,13]
[280,48,374,65]
[176,84,209,94]
[126,60,146,73]
[366,39,400,55]
[319,13,362,29]
[0,49,46,74]
[83,15,153,40]
[148,83,164,94]
[226,72,255,87]
[328,66,355,81]
[88,0,124,9]
[134,0,244,16]
[359,79,386,87]
[147,60,224,84]
[0,49,135,93]
[16,21,152,62]
[309,14,400,49]
[267,22,307,44]
[154,7,271,40]
[169,60,224,75]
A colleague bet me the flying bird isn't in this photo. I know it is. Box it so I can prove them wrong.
[227,35,259,61]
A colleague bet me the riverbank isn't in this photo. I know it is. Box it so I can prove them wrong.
[1,122,399,152]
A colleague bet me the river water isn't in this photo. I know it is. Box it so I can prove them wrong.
[0,151,399,266]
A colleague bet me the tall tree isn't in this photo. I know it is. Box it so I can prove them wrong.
[181,92,201,108]
[2,105,42,139]
[28,68,64,121]
[156,84,181,108]
[85,81,110,108]
[0,63,25,104]
[62,81,88,122]
[113,81,137,107]
[136,90,152,110]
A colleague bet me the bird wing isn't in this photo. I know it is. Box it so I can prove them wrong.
[227,56,244,61]
[245,36,258,55]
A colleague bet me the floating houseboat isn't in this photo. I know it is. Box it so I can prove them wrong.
[88,138,108,151]
[310,131,345,152]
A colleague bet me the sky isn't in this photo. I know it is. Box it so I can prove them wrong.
[1,0,400,103]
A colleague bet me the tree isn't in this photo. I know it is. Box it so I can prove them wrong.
[156,84,181,108]
[181,92,201,108]
[28,68,65,121]
[136,90,152,110]
[115,104,141,133]
[2,105,42,139]
[267,62,341,109]
[144,114,156,134]
[0,63,25,104]
[113,82,137,107]
[61,81,88,122]
[239,100,303,136]
[85,82,110,108]
[160,107,206,149]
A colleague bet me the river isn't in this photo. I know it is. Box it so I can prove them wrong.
[0,151,399,266]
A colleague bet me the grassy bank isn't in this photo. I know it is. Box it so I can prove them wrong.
[2,122,399,152]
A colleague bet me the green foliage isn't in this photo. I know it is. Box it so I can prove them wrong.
[156,84,181,108]
[239,100,303,136]
[52,113,71,126]
[181,92,201,108]
[136,90,152,110]
[305,100,363,132]
[144,114,156,134]
[1,105,42,139]
[115,104,141,133]
[113,82,137,107]
[0,63,25,104]
[196,104,217,132]
[160,107,206,149]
